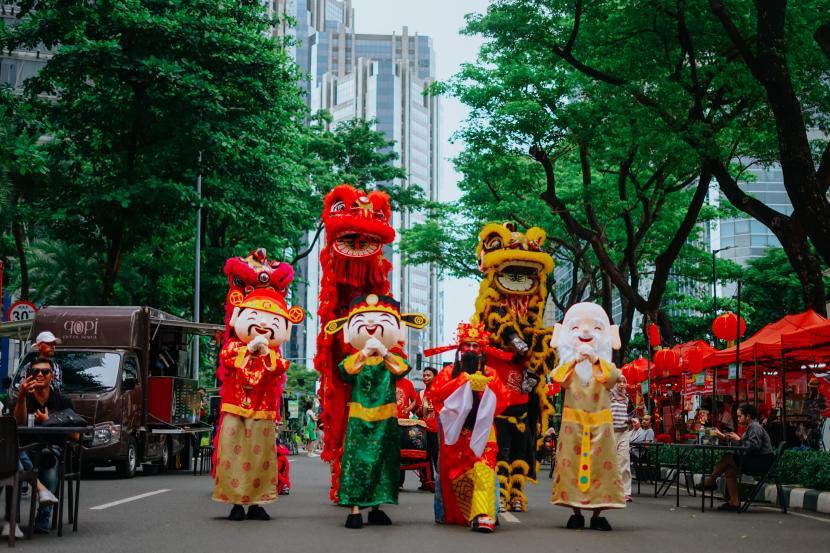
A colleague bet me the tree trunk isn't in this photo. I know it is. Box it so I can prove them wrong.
[100,230,124,304]
[708,160,827,316]
[11,219,28,300]
[616,297,637,365]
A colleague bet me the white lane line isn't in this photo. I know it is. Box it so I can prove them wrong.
[757,506,830,523]
[500,512,520,523]
[90,489,171,510]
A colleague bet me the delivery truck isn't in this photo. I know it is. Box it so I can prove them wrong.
[2,306,222,477]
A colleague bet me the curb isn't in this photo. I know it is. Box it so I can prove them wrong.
[765,485,830,514]
[645,468,830,514]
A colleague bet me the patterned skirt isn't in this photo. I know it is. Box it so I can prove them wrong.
[212,414,279,505]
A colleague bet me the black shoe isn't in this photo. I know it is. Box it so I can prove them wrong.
[246,505,271,520]
[345,513,364,529]
[33,525,50,535]
[716,502,740,512]
[566,514,585,529]
[228,504,246,521]
[590,516,613,531]
[367,509,392,525]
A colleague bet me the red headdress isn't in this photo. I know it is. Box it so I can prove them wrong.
[424,321,513,361]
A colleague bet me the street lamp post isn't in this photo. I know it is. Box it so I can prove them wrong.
[711,246,733,316]
[193,152,202,380]
[711,246,731,411]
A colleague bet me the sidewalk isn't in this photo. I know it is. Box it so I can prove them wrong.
[638,470,830,515]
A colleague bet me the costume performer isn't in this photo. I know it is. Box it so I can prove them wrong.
[212,288,305,521]
[277,440,291,495]
[472,222,555,512]
[314,185,395,502]
[426,322,512,532]
[324,294,428,529]
[222,248,294,337]
[550,302,625,531]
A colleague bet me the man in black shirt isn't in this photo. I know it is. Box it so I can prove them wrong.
[695,403,774,511]
[7,357,74,533]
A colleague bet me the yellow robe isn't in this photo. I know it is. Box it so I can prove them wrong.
[551,359,625,509]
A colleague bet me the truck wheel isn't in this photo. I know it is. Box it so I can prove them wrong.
[117,437,138,478]
[158,439,170,473]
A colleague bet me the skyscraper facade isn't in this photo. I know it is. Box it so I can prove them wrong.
[275,0,442,368]
[0,4,51,91]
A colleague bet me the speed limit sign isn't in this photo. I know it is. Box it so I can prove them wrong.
[6,300,37,322]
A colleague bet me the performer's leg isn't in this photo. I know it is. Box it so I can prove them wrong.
[589,508,612,531]
[368,505,392,525]
[494,416,512,511]
[566,507,585,529]
[246,504,271,521]
[345,506,363,529]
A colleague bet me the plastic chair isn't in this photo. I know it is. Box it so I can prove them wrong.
[740,442,788,514]
[0,417,38,547]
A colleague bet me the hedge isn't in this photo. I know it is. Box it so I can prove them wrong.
[652,446,830,491]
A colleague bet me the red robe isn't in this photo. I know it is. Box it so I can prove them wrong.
[429,365,510,525]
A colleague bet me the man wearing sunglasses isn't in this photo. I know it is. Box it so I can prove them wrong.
[6,357,73,534]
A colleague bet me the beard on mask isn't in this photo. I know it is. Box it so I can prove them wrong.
[453,350,484,377]
[557,332,613,386]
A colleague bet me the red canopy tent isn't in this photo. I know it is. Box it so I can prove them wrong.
[703,310,826,368]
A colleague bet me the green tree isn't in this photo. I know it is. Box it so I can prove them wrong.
[743,247,830,332]
[417,7,746,358]
[469,0,829,313]
[3,0,312,306]
[0,88,49,300]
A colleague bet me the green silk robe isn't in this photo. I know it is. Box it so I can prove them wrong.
[338,351,409,507]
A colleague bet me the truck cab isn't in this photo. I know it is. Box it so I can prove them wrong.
[3,306,222,477]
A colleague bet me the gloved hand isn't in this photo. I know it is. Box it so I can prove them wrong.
[248,335,269,355]
[521,370,540,393]
[363,338,388,358]
[509,334,529,356]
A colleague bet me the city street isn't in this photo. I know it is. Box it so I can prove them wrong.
[13,455,828,552]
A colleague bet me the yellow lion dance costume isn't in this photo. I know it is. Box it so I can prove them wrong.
[473,222,555,512]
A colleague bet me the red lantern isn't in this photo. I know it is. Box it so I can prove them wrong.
[653,348,680,377]
[682,347,704,373]
[647,323,661,348]
[712,312,747,342]
[621,357,650,384]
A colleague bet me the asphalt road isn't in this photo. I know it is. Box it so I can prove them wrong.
[8,455,828,552]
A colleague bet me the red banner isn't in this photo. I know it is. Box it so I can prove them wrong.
[682,370,714,396]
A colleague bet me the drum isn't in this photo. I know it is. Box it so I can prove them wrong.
[398,418,428,460]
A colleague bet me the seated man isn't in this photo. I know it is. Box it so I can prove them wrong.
[6,357,75,534]
[631,415,655,447]
[696,403,774,511]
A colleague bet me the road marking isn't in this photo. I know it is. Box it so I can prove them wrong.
[757,506,830,523]
[90,489,171,510]
[500,512,520,523]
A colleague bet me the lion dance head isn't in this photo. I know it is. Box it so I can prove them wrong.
[222,248,295,334]
[316,184,395,501]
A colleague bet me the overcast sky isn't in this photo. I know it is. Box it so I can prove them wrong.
[350,0,490,346]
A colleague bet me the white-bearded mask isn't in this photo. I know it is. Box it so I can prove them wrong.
[551,302,620,386]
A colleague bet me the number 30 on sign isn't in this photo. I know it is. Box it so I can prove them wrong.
[6,300,37,322]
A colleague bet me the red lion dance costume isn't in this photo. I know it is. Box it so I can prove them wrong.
[315,184,395,501]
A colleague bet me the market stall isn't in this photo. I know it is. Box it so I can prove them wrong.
[703,310,827,446]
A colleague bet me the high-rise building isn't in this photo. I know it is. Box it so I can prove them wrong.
[0,4,51,91]
[275,1,442,370]
[711,165,790,264]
